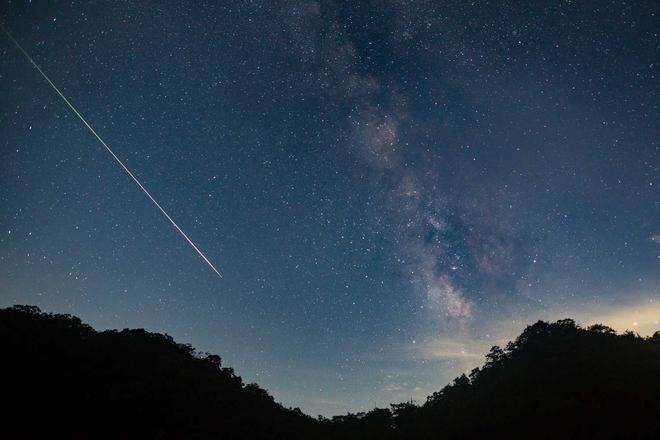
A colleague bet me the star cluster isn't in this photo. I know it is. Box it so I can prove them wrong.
[1,1,658,416]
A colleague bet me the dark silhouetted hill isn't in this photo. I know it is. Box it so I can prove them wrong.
[323,318,660,440]
[0,305,316,439]
[1,305,659,439]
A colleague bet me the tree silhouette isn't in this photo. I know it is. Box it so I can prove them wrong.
[1,305,658,439]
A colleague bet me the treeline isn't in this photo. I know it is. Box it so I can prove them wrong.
[0,305,316,439]
[1,305,658,439]
[318,319,660,439]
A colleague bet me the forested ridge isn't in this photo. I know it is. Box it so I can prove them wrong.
[2,305,658,439]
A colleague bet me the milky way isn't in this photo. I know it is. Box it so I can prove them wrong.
[1,1,658,416]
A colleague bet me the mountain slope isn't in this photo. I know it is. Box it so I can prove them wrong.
[0,305,315,439]
[409,319,660,439]
[1,305,658,439]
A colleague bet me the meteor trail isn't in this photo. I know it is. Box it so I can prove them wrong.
[1,23,223,278]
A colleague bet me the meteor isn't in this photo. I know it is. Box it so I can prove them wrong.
[1,23,223,278]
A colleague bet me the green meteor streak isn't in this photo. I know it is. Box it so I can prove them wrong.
[0,22,223,279]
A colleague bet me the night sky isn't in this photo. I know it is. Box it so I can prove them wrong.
[1,1,658,416]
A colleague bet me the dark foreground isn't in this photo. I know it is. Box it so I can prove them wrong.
[1,305,658,439]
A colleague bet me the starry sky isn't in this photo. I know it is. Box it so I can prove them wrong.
[1,1,658,416]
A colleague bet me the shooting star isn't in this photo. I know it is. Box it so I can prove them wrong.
[1,23,223,278]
